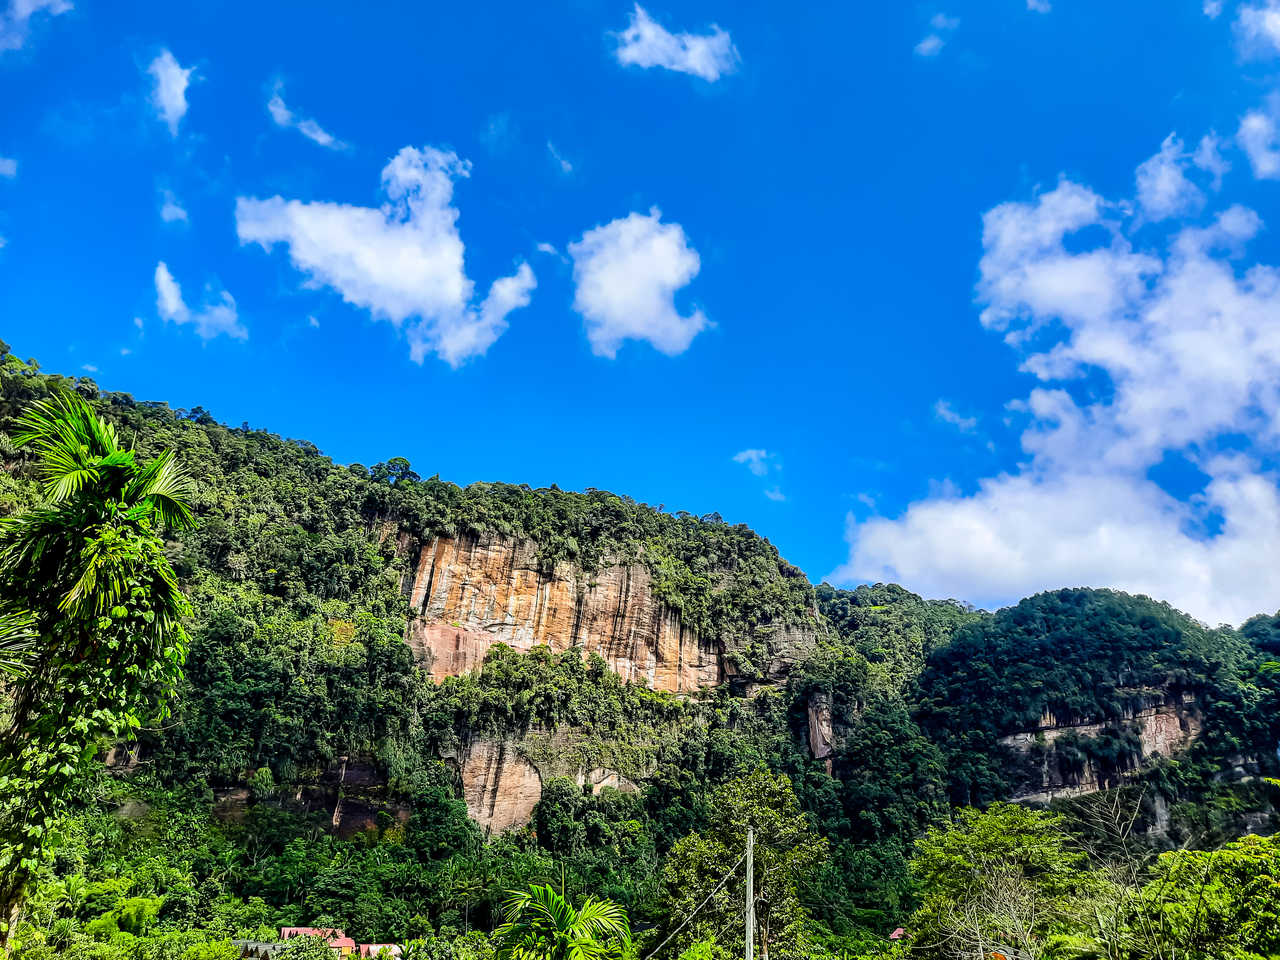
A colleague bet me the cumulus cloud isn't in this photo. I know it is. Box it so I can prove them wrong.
[148,49,193,136]
[1239,95,1280,178]
[836,152,1280,626]
[613,4,739,82]
[934,400,978,432]
[1237,0,1280,55]
[0,0,70,54]
[1193,132,1231,189]
[236,146,535,366]
[267,82,346,150]
[1135,134,1205,221]
[154,261,246,340]
[567,207,707,358]
[0,156,15,178]
[915,13,959,57]
[160,188,187,223]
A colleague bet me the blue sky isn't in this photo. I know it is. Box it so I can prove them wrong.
[4,0,1280,624]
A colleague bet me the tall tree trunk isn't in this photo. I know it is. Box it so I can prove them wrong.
[0,872,26,957]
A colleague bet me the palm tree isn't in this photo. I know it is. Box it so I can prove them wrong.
[493,883,632,960]
[0,392,194,951]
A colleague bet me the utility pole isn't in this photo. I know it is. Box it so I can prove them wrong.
[745,826,754,960]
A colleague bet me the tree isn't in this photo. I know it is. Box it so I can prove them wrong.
[1126,834,1280,958]
[658,769,827,960]
[905,803,1104,959]
[492,883,631,960]
[0,393,194,950]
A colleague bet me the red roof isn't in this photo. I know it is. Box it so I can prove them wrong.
[282,927,348,941]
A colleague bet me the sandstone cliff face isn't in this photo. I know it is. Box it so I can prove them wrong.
[401,534,723,693]
[453,735,640,835]
[1000,698,1203,804]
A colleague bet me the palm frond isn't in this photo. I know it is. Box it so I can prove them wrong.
[126,450,195,531]
[0,609,38,678]
[14,392,123,500]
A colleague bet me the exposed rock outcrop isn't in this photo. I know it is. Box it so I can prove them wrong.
[1000,698,1203,803]
[453,735,641,834]
[807,693,835,774]
[457,739,545,835]
[401,534,724,692]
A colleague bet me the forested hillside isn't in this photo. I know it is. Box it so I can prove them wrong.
[3,345,1280,960]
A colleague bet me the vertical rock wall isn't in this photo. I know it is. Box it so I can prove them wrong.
[403,534,722,693]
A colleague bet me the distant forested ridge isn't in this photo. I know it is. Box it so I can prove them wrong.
[2,344,1280,959]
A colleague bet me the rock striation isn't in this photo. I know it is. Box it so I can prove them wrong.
[400,534,724,692]
[1000,695,1203,803]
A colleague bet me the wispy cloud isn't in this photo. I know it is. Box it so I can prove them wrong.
[148,49,194,136]
[733,448,773,477]
[267,82,346,150]
[915,13,959,57]
[0,156,15,178]
[160,188,188,223]
[154,261,246,340]
[934,400,978,432]
[547,141,573,174]
[613,4,739,82]
[0,0,70,54]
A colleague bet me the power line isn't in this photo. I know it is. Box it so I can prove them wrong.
[642,851,748,960]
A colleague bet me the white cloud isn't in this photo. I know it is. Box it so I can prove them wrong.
[613,4,739,82]
[1237,1,1280,55]
[308,315,320,328]
[934,399,978,432]
[160,188,188,223]
[236,145,535,366]
[267,83,346,150]
[764,487,786,502]
[0,156,15,178]
[915,13,959,57]
[568,207,707,358]
[1135,134,1204,221]
[148,49,193,137]
[836,151,1280,626]
[1238,95,1280,179]
[80,363,96,373]
[154,261,246,340]
[915,34,945,56]
[1205,0,1223,16]
[1193,132,1231,189]
[547,141,573,174]
[0,0,70,54]
[733,448,773,476]
[1027,0,1051,11]
[536,242,559,256]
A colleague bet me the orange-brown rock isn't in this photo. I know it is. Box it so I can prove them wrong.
[403,534,721,692]
[458,739,544,835]
[1000,700,1204,803]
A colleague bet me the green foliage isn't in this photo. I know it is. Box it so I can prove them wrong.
[916,588,1268,804]
[0,392,194,940]
[1127,834,1280,958]
[492,884,630,960]
[657,770,826,960]
[904,803,1104,959]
